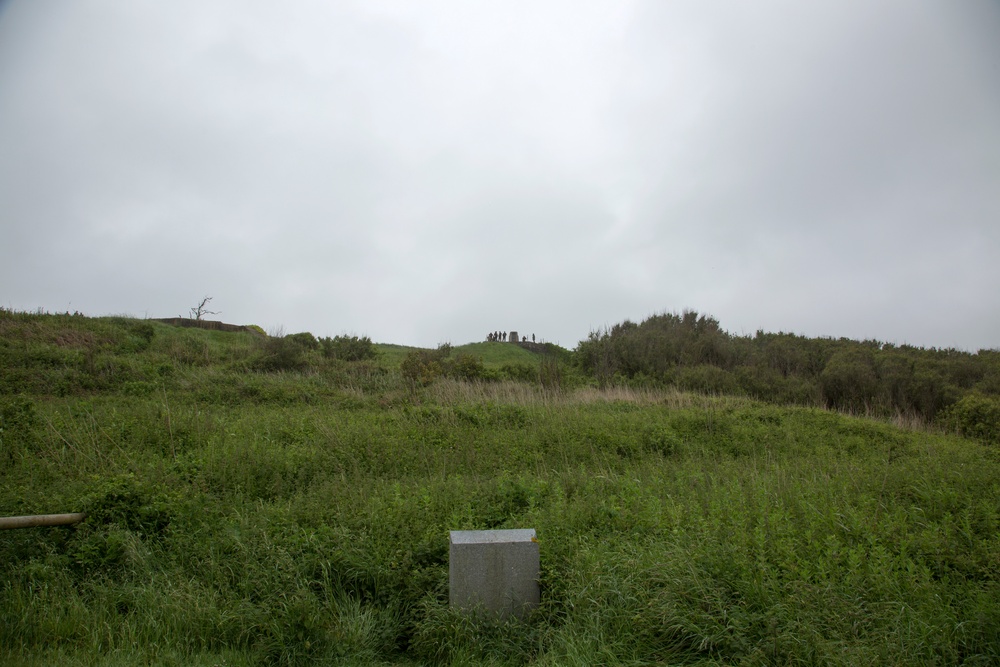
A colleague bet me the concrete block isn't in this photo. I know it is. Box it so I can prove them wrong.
[449,529,540,618]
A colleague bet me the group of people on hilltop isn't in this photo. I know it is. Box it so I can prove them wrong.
[486,331,536,343]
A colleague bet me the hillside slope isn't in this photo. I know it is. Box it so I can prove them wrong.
[2,309,998,666]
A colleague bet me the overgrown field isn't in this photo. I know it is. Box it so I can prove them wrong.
[1,312,998,665]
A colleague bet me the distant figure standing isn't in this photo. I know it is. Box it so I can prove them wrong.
[532,333,535,343]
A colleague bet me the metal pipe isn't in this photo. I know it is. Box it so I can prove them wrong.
[0,513,86,530]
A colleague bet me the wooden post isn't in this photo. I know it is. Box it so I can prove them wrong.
[0,513,86,530]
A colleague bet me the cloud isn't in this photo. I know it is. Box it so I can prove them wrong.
[1,1,998,350]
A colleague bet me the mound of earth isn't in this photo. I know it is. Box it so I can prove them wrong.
[152,318,264,335]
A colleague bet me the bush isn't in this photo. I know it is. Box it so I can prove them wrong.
[820,350,877,411]
[253,335,311,372]
[400,350,443,387]
[736,366,819,406]
[319,335,377,362]
[540,359,562,390]
[905,368,958,420]
[676,364,739,395]
[500,363,536,383]
[123,322,155,352]
[285,332,319,351]
[444,353,484,381]
[938,393,1000,445]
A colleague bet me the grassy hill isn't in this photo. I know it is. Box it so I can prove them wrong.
[373,340,549,370]
[1,309,998,665]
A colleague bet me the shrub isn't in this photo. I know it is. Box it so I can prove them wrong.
[820,350,877,411]
[319,335,377,362]
[253,335,311,372]
[905,367,958,420]
[400,350,443,387]
[736,366,819,406]
[285,332,319,350]
[938,393,1000,445]
[164,333,211,366]
[540,358,562,390]
[123,321,155,352]
[676,364,740,395]
[500,363,536,383]
[444,353,484,381]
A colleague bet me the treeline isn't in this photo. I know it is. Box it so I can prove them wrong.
[576,311,1000,435]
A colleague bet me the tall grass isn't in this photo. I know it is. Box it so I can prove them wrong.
[2,313,998,665]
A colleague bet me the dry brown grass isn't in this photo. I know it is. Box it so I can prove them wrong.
[425,379,751,410]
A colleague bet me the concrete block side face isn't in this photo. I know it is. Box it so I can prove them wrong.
[449,531,540,618]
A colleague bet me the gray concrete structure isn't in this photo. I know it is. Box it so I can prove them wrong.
[449,529,540,618]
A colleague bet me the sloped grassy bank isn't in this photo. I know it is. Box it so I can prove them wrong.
[1,314,998,665]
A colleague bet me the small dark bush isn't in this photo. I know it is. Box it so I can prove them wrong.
[319,334,377,361]
[500,363,536,383]
[820,350,878,411]
[444,353,484,381]
[254,335,309,372]
[285,332,319,350]
[78,475,171,537]
[540,359,562,389]
[938,393,1000,445]
[121,321,155,352]
[676,364,740,395]
[401,350,443,386]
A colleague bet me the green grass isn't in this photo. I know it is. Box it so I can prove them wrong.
[375,343,423,369]
[452,341,549,368]
[375,340,558,372]
[2,310,998,665]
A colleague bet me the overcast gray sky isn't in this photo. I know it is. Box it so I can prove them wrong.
[2,1,998,351]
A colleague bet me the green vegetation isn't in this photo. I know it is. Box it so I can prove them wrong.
[1,308,998,665]
[577,310,1000,424]
[321,335,377,362]
[397,342,575,388]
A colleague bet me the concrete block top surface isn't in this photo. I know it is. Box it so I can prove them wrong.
[450,529,536,545]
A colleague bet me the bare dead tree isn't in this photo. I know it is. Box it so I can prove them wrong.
[190,296,220,321]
